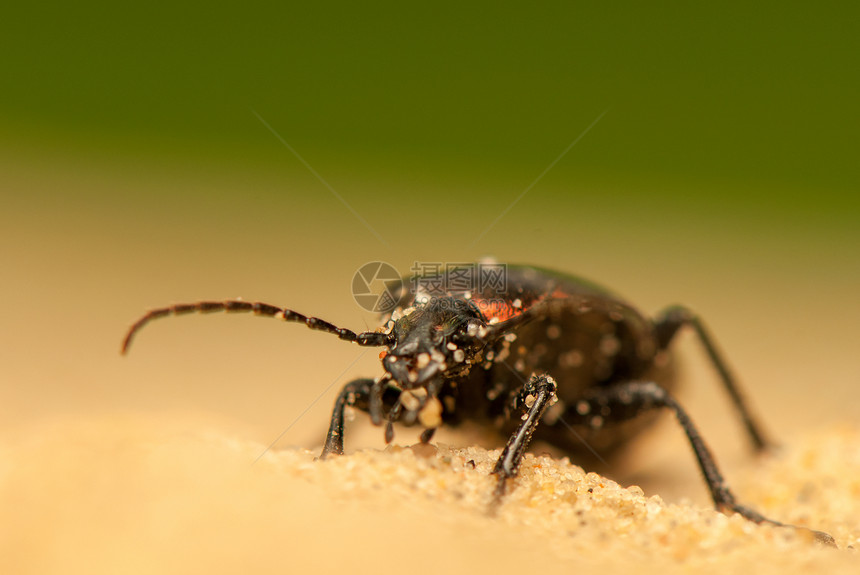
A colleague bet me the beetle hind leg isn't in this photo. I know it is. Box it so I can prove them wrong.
[655,305,771,451]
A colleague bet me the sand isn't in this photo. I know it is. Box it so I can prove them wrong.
[1,413,857,575]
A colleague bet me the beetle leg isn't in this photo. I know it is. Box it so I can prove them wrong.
[385,400,402,444]
[563,381,745,510]
[557,381,834,544]
[419,427,436,444]
[321,377,399,457]
[492,374,558,501]
[654,305,771,451]
[368,376,392,426]
[321,378,374,457]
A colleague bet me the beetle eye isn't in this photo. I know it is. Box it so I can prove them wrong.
[448,320,478,346]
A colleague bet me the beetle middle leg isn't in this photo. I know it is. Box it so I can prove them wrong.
[492,374,558,501]
[555,381,765,519]
[551,381,834,543]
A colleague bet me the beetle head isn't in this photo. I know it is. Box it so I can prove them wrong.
[382,297,489,388]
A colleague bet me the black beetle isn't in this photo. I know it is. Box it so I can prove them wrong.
[122,263,832,543]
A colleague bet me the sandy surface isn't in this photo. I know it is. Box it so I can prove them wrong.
[1,413,857,575]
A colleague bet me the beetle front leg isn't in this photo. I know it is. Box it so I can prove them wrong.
[321,377,400,457]
[492,374,558,501]
[321,378,375,457]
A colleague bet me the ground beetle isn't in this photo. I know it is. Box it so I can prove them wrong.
[122,263,833,543]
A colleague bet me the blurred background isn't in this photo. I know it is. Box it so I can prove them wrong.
[1,2,858,501]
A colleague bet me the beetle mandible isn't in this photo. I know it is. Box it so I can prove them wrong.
[121,263,832,543]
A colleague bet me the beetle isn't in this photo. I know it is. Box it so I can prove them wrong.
[121,263,832,543]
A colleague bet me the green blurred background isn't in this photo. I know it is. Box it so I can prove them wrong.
[4,3,858,202]
[1,2,858,458]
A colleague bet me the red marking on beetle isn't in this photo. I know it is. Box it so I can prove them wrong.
[474,288,573,324]
[549,287,569,300]
[473,299,520,323]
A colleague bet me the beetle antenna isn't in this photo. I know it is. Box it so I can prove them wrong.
[121,300,392,354]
